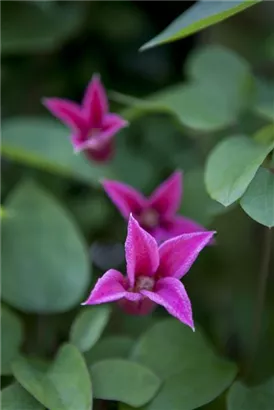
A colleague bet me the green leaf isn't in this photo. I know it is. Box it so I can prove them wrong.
[12,344,92,410]
[90,359,161,407]
[253,79,274,122]
[70,306,111,353]
[131,319,237,410]
[205,135,274,206]
[1,117,114,186]
[85,336,134,365]
[180,169,225,226]
[2,180,90,313]
[1,383,45,410]
[227,378,274,410]
[186,45,253,114]
[240,167,274,227]
[118,82,242,132]
[1,306,23,375]
[131,319,237,381]
[2,2,85,54]
[140,0,260,51]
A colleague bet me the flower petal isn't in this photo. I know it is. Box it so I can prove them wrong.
[82,74,108,128]
[82,269,127,305]
[125,215,159,287]
[102,180,146,219]
[148,171,183,216]
[158,231,215,279]
[167,215,208,235]
[102,113,129,140]
[141,277,194,329]
[42,98,87,135]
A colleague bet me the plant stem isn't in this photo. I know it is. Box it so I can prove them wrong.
[247,227,272,378]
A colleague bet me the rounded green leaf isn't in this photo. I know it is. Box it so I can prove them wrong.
[240,167,274,227]
[1,117,114,185]
[227,378,274,410]
[140,1,260,51]
[205,135,274,206]
[1,383,45,410]
[12,344,92,410]
[2,180,90,313]
[90,359,161,407]
[146,359,237,410]
[131,319,237,381]
[85,336,134,365]
[186,45,250,86]
[70,306,111,353]
[1,306,23,375]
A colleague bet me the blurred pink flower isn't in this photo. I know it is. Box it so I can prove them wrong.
[82,214,215,329]
[103,171,209,243]
[43,74,128,162]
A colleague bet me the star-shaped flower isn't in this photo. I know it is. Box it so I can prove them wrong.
[82,214,215,329]
[43,74,128,162]
[102,171,209,243]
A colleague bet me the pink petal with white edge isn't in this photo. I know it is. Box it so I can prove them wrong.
[125,215,159,287]
[168,216,215,245]
[158,231,215,280]
[148,171,183,216]
[102,181,146,219]
[101,113,129,140]
[82,269,127,305]
[82,74,108,128]
[43,98,88,135]
[142,277,194,329]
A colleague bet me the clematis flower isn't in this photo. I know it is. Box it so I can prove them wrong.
[82,214,215,329]
[42,74,128,162]
[102,171,209,243]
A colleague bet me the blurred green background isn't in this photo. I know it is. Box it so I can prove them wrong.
[1,1,274,409]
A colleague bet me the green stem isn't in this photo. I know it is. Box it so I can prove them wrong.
[247,227,272,378]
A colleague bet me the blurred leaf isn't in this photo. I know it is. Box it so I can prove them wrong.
[1,383,45,410]
[253,124,274,145]
[70,306,111,353]
[131,319,237,410]
[1,306,23,375]
[2,180,90,313]
[117,81,242,132]
[186,45,253,113]
[1,117,114,185]
[227,378,274,410]
[131,319,237,381]
[2,2,85,54]
[12,344,92,410]
[253,79,274,122]
[180,169,225,226]
[205,135,274,206]
[85,336,133,366]
[90,359,161,407]
[240,167,274,227]
[140,0,260,51]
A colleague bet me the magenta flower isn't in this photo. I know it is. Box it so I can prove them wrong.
[43,74,128,162]
[82,214,215,329]
[102,171,208,243]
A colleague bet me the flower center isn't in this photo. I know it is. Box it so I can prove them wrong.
[135,275,155,292]
[139,208,159,228]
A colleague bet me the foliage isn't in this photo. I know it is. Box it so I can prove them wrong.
[1,1,274,410]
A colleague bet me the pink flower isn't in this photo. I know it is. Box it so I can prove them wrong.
[102,171,209,243]
[82,214,215,329]
[42,74,128,162]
